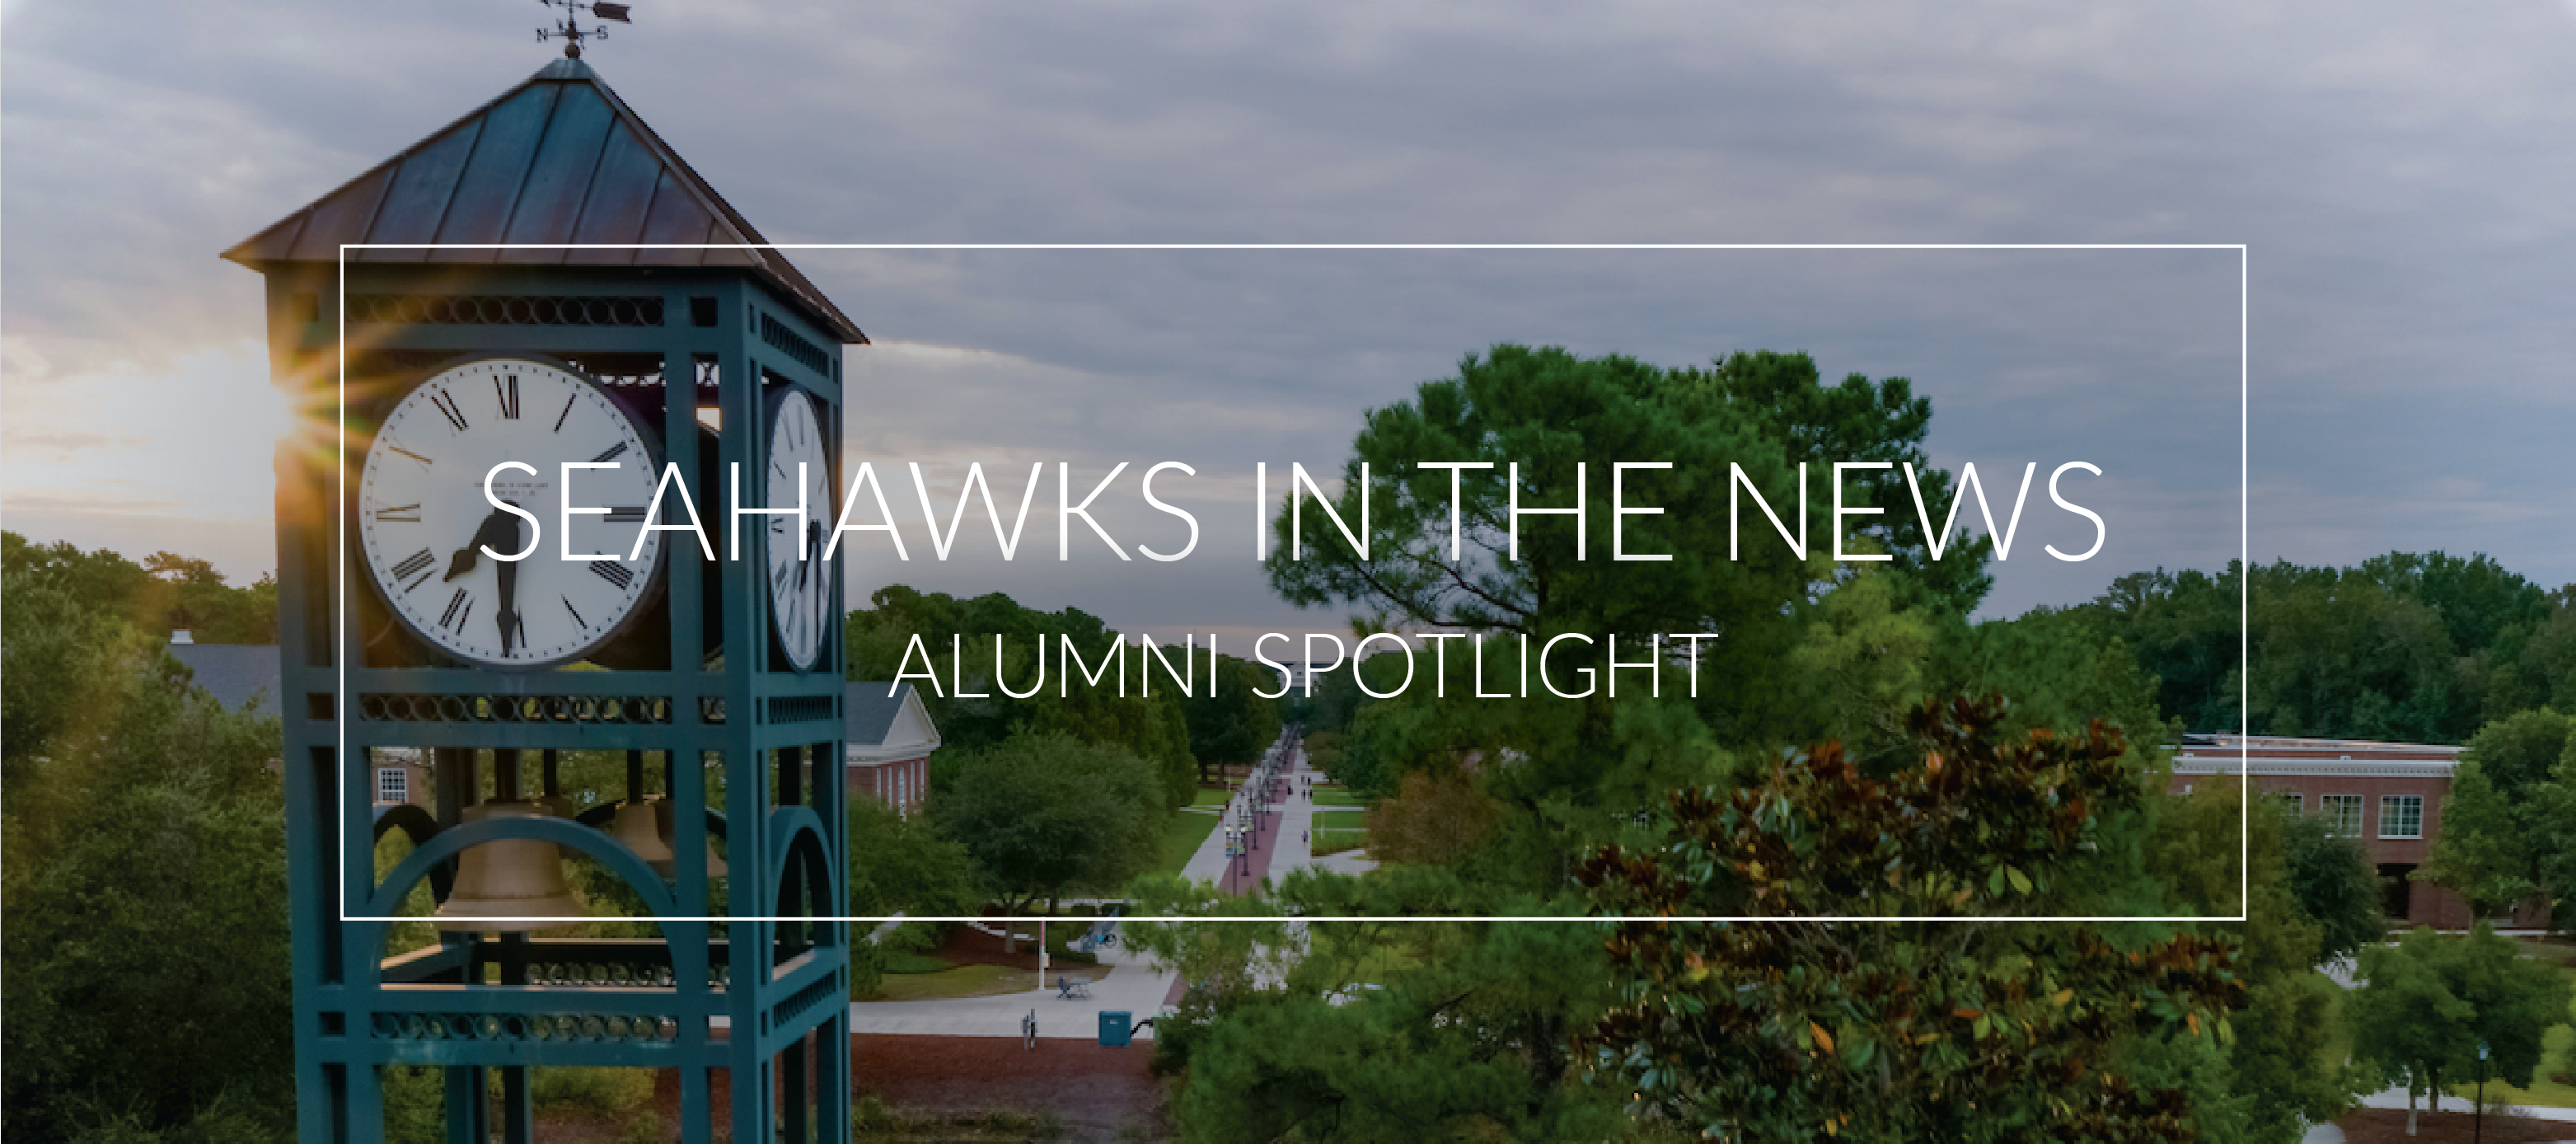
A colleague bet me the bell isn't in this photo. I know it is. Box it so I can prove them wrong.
[434,801,586,933]
[653,797,728,879]
[608,799,677,877]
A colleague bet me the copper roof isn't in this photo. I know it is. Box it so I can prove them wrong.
[223,58,864,345]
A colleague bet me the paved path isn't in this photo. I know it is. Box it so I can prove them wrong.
[849,941,1176,1040]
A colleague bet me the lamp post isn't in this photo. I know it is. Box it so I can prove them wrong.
[2475,1040,2489,1144]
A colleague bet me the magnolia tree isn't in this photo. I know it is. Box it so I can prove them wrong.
[1579,695,2246,1142]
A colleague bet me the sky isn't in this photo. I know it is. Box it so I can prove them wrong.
[3,0,2572,643]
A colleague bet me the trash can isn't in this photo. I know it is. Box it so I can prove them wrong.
[1098,1010,1134,1048]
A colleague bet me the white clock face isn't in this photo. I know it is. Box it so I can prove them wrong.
[765,388,835,671]
[358,358,663,668]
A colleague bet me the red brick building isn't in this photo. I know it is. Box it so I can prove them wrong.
[845,682,938,815]
[2166,733,2541,929]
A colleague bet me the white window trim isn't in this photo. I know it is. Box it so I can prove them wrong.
[2378,795,2424,840]
[377,767,408,804]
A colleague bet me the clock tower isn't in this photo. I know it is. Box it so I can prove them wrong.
[227,55,862,1143]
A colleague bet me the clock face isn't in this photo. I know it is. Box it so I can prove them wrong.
[765,387,835,671]
[358,358,664,668]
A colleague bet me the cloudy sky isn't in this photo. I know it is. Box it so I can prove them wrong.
[4,1,2571,641]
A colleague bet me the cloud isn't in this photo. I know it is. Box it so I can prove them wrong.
[5,0,2574,624]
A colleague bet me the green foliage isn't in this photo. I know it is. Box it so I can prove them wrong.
[846,585,1198,809]
[1126,870,1628,1143]
[2461,707,2574,799]
[2536,743,2576,931]
[1184,654,1282,781]
[846,795,985,919]
[2279,811,2386,964]
[2420,762,2534,917]
[2,532,278,646]
[2082,553,2571,743]
[930,730,1164,912]
[1579,695,2246,1142]
[2352,925,2574,1100]
[1,601,293,1139]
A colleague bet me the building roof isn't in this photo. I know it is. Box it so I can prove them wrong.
[845,682,939,764]
[222,57,864,345]
[169,644,283,720]
[2169,733,2464,779]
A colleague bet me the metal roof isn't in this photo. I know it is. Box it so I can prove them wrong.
[223,58,864,345]
[845,682,920,747]
[2168,732,2464,779]
[168,643,283,720]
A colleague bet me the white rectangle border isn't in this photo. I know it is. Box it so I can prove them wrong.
[340,241,2251,925]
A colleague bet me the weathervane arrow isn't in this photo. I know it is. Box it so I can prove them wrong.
[537,0,634,59]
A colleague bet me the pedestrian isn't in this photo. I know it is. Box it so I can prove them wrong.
[1301,829,1308,845]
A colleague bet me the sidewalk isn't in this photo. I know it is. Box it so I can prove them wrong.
[848,940,1176,1040]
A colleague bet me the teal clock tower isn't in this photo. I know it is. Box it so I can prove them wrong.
[227,53,862,1143]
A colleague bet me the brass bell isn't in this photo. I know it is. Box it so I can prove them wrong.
[607,799,677,876]
[434,801,586,933]
[653,798,727,879]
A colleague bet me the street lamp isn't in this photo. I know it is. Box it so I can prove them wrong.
[2475,1040,2489,1144]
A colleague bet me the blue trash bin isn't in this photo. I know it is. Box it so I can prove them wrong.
[1098,1010,1134,1048]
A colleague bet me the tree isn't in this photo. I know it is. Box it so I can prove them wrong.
[2419,762,2533,918]
[2279,810,2386,964]
[1126,867,1628,1144]
[1184,654,1281,784]
[1578,695,2245,1142]
[2534,742,2576,931]
[2351,925,2574,1130]
[928,730,1162,918]
[846,796,984,921]
[847,585,1198,809]
[1365,769,1503,866]
[1,593,293,1140]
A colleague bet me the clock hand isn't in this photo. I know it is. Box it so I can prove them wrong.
[494,522,526,658]
[445,505,521,583]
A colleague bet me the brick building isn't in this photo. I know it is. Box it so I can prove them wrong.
[845,682,938,815]
[2166,733,2545,929]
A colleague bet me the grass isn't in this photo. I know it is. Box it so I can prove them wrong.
[1311,786,1364,807]
[1313,809,1370,832]
[1193,787,1234,808]
[854,1095,1064,1142]
[1158,807,1223,876]
[864,962,1112,1002]
[1312,830,1368,857]
[882,950,952,975]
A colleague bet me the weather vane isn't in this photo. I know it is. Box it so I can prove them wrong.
[537,0,632,59]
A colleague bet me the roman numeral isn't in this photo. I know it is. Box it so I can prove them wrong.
[430,388,469,432]
[607,505,650,523]
[437,588,473,631]
[591,442,629,464]
[387,444,433,467]
[494,374,520,420]
[562,596,588,630]
[590,560,635,590]
[391,549,435,588]
[554,394,577,433]
[771,564,792,593]
[374,504,421,523]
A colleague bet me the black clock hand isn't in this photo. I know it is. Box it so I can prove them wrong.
[494,545,524,658]
[444,505,522,583]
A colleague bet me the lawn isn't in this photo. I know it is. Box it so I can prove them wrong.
[863,962,1115,1002]
[1312,809,1369,832]
[1159,807,1223,875]
[1312,786,1364,807]
[1193,787,1234,808]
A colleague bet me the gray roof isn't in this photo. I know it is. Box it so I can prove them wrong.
[845,682,917,746]
[222,57,864,345]
[169,644,283,720]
